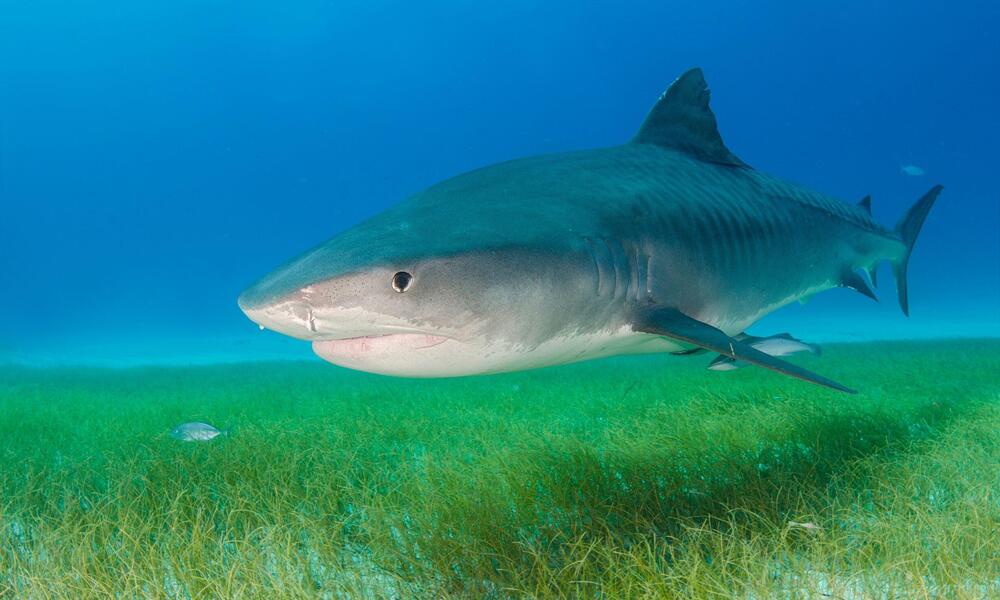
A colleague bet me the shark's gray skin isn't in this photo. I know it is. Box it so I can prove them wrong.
[239,68,940,393]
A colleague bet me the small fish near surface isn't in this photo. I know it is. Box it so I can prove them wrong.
[170,422,226,442]
[238,68,941,394]
[900,164,926,176]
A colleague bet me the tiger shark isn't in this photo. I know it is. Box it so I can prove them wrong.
[238,68,940,393]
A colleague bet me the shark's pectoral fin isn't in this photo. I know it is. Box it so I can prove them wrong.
[633,306,855,393]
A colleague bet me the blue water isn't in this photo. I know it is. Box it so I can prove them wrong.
[2,1,998,366]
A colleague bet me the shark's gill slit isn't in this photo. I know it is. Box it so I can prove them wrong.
[644,254,653,295]
[628,244,641,301]
[614,238,632,301]
[583,237,604,296]
[596,238,614,298]
[601,237,622,299]
[636,252,649,299]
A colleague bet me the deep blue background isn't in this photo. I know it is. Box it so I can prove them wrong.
[1,0,998,364]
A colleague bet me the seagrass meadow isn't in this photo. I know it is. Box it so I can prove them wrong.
[1,339,998,599]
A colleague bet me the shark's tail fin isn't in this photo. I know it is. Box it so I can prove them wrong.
[892,185,942,316]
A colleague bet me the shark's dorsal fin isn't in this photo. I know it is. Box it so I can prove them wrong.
[857,195,872,215]
[631,68,749,168]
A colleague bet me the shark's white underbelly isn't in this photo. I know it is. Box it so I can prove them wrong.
[312,326,683,377]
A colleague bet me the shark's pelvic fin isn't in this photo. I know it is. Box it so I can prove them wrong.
[633,306,855,393]
[893,185,943,316]
[631,68,749,169]
[857,195,872,215]
[841,270,878,302]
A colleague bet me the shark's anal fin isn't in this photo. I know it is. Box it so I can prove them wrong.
[631,68,750,169]
[633,306,855,394]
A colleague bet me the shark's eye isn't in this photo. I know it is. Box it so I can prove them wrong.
[391,271,413,293]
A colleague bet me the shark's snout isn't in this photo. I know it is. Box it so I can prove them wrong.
[239,275,466,376]
[236,286,267,317]
[238,284,319,340]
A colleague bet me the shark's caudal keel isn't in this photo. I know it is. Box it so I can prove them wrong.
[239,68,941,393]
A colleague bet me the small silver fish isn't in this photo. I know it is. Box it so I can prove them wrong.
[788,521,823,532]
[170,422,225,442]
[709,333,820,371]
[751,335,821,358]
[900,164,925,176]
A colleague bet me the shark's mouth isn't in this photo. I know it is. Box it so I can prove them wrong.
[312,333,449,359]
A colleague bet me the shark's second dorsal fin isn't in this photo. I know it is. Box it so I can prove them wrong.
[631,68,749,168]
